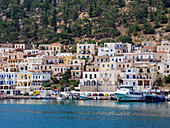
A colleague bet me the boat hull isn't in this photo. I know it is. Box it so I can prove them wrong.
[114,93,145,102]
[79,96,88,100]
[145,95,165,102]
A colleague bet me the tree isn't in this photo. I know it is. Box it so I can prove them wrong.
[72,44,77,53]
[143,22,155,34]
[118,34,132,43]
[164,75,170,83]
[43,81,51,87]
[160,13,168,24]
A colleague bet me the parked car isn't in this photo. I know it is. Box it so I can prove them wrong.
[87,93,91,96]
[93,93,98,96]
[104,93,109,96]
[99,93,104,96]
[110,93,115,96]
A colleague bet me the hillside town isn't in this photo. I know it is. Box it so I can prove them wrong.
[0,40,170,97]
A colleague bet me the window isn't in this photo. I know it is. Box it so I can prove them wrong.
[111,64,114,69]
[105,73,107,77]
[109,81,111,84]
[126,75,129,79]
[75,61,78,63]
[107,64,109,67]
[79,46,81,49]
[101,74,103,78]
[102,64,105,67]
[90,74,92,79]
[101,81,103,84]
[85,74,87,78]
[94,74,97,78]
[55,68,57,71]
[109,74,112,78]
[88,46,90,48]
[79,51,81,53]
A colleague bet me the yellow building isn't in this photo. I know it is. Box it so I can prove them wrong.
[64,55,76,64]
[15,71,33,88]
[39,43,63,54]
[77,43,97,55]
[99,62,117,71]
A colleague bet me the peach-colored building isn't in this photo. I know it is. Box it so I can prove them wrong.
[7,52,24,66]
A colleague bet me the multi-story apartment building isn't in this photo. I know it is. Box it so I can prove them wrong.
[157,40,170,53]
[15,70,33,88]
[52,64,68,76]
[44,56,58,64]
[110,56,124,62]
[14,44,25,50]
[99,62,117,71]
[76,43,97,62]
[94,56,110,65]
[0,72,16,86]
[80,71,99,91]
[121,68,138,87]
[98,70,119,92]
[7,52,24,66]
[135,63,157,90]
[99,43,132,56]
[32,73,50,89]
[141,41,157,53]
[68,59,85,79]
[39,43,63,54]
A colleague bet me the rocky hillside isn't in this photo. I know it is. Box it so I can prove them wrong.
[0,0,169,45]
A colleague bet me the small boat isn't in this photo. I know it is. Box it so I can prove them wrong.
[114,85,147,102]
[56,94,66,100]
[79,96,88,100]
[166,94,170,101]
[110,96,117,100]
[145,93,165,102]
[31,95,43,99]
[44,95,51,99]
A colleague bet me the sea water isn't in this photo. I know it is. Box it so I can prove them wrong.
[0,99,170,128]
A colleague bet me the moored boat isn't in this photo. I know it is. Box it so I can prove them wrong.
[79,96,88,100]
[56,94,66,100]
[166,94,170,101]
[145,93,165,102]
[31,95,43,99]
[114,85,147,102]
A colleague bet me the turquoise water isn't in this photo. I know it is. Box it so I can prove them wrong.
[0,100,170,128]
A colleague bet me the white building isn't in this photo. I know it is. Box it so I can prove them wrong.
[121,68,138,86]
[32,73,50,89]
[110,56,124,62]
[80,71,99,91]
[24,49,40,55]
[98,42,132,56]
[0,72,16,86]
[0,48,14,53]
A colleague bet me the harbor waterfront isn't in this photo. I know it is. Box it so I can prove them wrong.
[0,99,170,128]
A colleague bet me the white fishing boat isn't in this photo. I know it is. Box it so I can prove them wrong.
[114,85,147,102]
[56,94,66,100]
